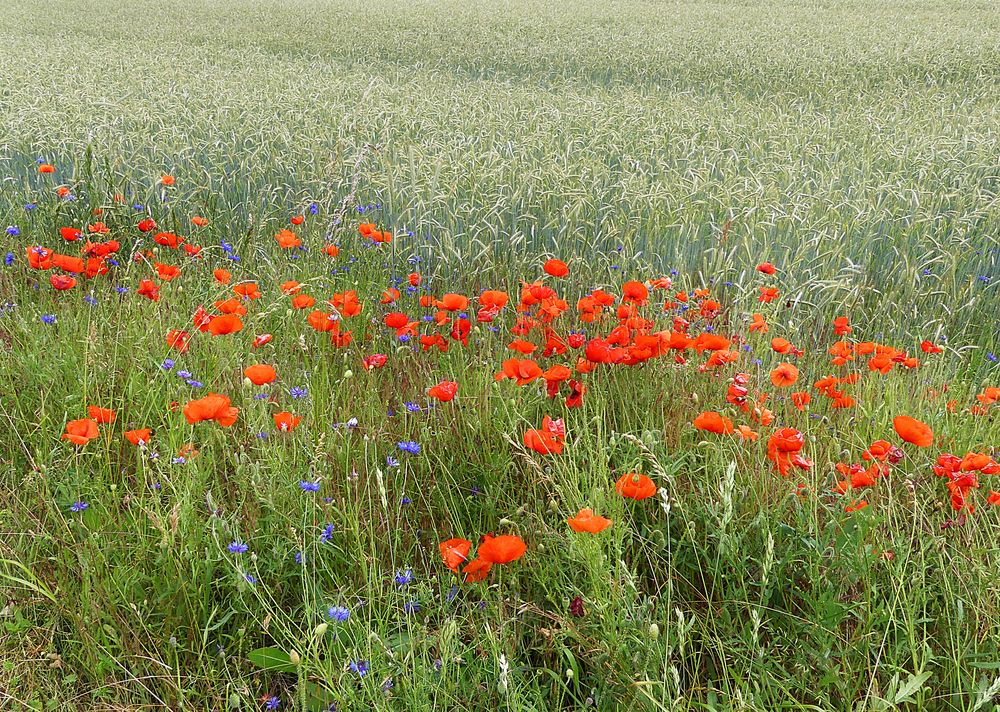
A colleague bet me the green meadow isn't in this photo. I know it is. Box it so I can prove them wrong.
[1,0,999,709]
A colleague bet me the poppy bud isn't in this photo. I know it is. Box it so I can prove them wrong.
[691,393,699,404]
[649,623,660,640]
[314,623,329,639]
[343,370,353,379]
[566,669,574,680]
[289,649,300,666]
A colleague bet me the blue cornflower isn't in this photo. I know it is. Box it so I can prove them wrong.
[294,551,305,564]
[69,500,89,512]
[5,226,20,237]
[253,393,270,400]
[265,696,280,710]
[299,480,320,492]
[386,456,400,468]
[176,370,192,379]
[186,380,203,388]
[228,541,248,554]
[290,386,308,399]
[243,573,256,585]
[4,252,14,266]
[83,295,97,307]
[349,660,369,677]
[133,204,144,211]
[988,353,998,363]
[978,275,990,283]
[401,496,412,505]
[397,441,420,455]
[115,286,128,294]
[309,203,319,215]
[446,585,459,603]
[327,605,350,622]
[107,259,119,267]
[398,334,410,343]
[24,203,36,211]
[394,568,413,587]
[161,359,175,370]
[172,457,186,465]
[320,523,335,542]
[41,314,56,324]
[403,600,420,614]
[404,402,421,413]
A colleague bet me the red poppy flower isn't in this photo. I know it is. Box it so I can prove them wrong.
[893,416,933,447]
[693,411,735,435]
[439,538,472,572]
[543,258,569,277]
[568,508,612,533]
[87,406,116,424]
[616,472,656,500]
[769,362,799,387]
[63,418,99,445]
[165,329,190,352]
[523,415,565,455]
[427,381,458,402]
[244,364,277,385]
[477,534,526,564]
[207,314,243,336]
[274,412,301,432]
[184,393,238,427]
[124,429,152,446]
